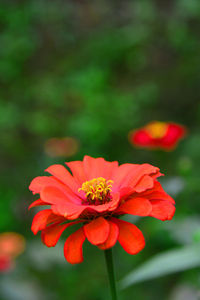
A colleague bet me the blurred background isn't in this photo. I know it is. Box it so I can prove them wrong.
[0,0,200,299]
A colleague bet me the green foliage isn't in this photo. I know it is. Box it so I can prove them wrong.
[120,244,200,288]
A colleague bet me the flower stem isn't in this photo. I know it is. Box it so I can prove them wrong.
[104,248,118,300]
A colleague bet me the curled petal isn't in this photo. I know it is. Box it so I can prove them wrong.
[150,200,175,221]
[134,175,154,193]
[118,197,152,216]
[98,221,119,250]
[28,199,46,210]
[29,176,60,194]
[31,210,65,235]
[64,227,86,264]
[41,221,80,247]
[113,163,159,193]
[128,164,159,189]
[112,218,145,255]
[141,181,175,204]
[84,217,110,245]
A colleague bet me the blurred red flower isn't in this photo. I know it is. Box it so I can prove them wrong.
[29,156,175,264]
[0,232,25,272]
[0,255,13,272]
[44,137,79,158]
[129,121,186,151]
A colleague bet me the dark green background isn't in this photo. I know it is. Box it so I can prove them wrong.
[0,0,200,299]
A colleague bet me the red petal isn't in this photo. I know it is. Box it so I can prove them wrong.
[83,156,118,180]
[130,129,153,147]
[0,255,13,272]
[41,221,79,247]
[29,175,78,203]
[28,199,46,210]
[40,186,86,219]
[151,172,163,179]
[128,164,159,188]
[112,164,138,188]
[46,164,79,193]
[112,218,145,255]
[51,203,86,220]
[51,192,119,220]
[66,161,86,185]
[160,123,186,150]
[118,197,152,216]
[64,227,86,264]
[141,181,175,204]
[29,176,61,194]
[113,163,159,192]
[51,193,120,221]
[98,221,119,250]
[31,210,65,234]
[31,210,51,234]
[84,217,110,245]
[150,200,175,221]
[41,185,81,206]
[134,175,154,193]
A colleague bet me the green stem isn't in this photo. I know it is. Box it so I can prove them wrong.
[104,248,118,300]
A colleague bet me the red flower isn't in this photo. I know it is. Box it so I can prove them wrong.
[0,232,25,272]
[44,137,79,158]
[129,121,186,151]
[29,156,175,264]
[0,255,13,272]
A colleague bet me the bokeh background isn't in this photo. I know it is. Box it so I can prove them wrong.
[1,0,200,299]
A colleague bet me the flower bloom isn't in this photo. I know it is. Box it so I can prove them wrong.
[44,137,79,158]
[129,121,186,151]
[29,156,175,264]
[0,232,25,272]
[0,255,13,272]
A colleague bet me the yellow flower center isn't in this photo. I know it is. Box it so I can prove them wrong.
[78,177,113,205]
[146,122,168,139]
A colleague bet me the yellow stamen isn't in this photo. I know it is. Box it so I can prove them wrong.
[78,177,113,203]
[146,121,168,139]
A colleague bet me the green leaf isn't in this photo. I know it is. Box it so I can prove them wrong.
[120,244,200,289]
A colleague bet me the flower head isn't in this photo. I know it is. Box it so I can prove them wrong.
[129,121,186,151]
[0,232,25,272]
[79,177,113,205]
[0,255,13,272]
[29,156,175,264]
[44,137,79,158]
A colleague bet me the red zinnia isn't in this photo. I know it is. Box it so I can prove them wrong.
[44,137,79,158]
[29,156,175,264]
[0,232,25,272]
[0,255,13,272]
[129,121,186,151]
